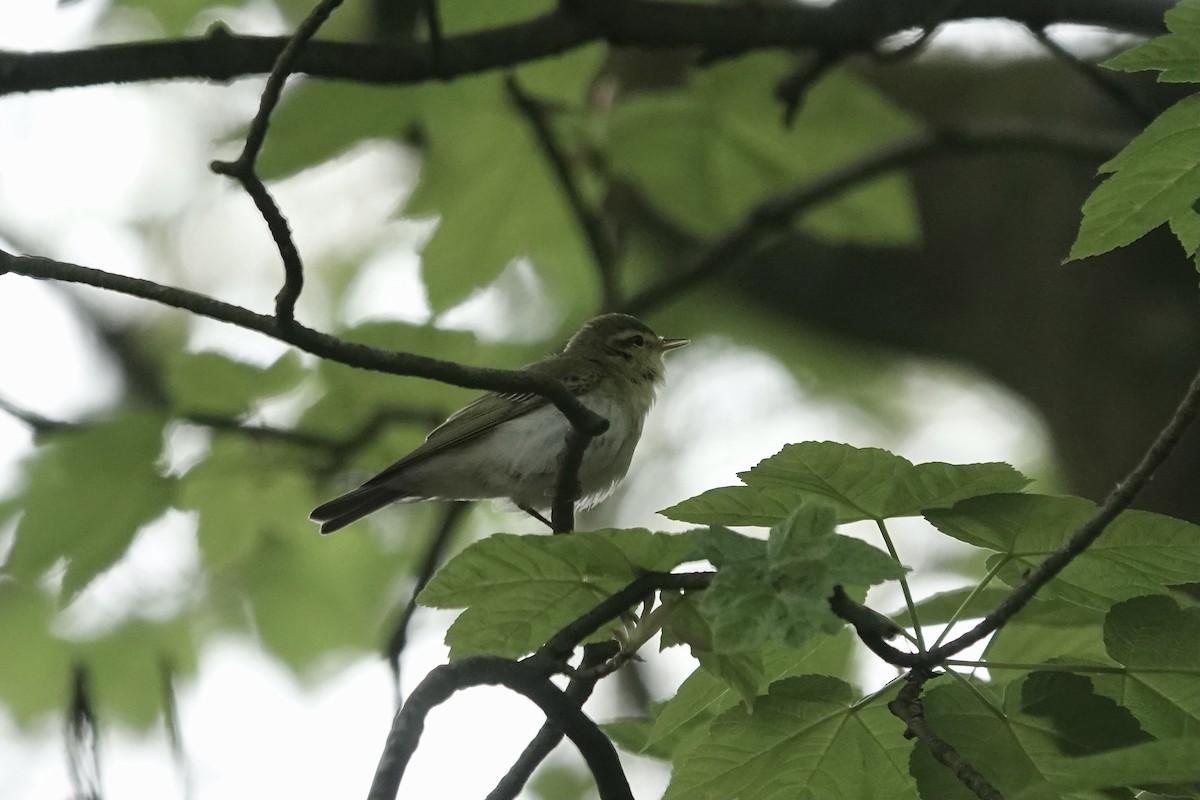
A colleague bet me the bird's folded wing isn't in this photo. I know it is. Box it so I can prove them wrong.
[359,368,599,488]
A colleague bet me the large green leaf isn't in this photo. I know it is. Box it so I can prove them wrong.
[647,632,854,751]
[1105,0,1200,82]
[695,506,905,653]
[1048,739,1200,791]
[1070,94,1200,260]
[662,441,1027,525]
[608,56,919,245]
[176,436,319,570]
[417,529,699,658]
[911,676,1149,800]
[925,493,1200,609]
[664,675,918,800]
[4,414,174,599]
[225,520,416,673]
[164,351,304,418]
[405,67,598,313]
[1092,595,1200,739]
[0,581,71,724]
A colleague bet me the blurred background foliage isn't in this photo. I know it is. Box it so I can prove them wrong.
[0,0,1194,792]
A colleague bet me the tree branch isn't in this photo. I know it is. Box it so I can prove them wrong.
[622,124,1129,316]
[0,0,1170,97]
[888,670,1003,800]
[367,655,633,800]
[506,74,621,312]
[484,641,619,800]
[0,249,608,437]
[210,0,348,327]
[385,502,469,696]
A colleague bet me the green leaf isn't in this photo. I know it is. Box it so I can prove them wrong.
[663,441,1028,525]
[1048,739,1200,791]
[4,414,174,599]
[1105,0,1200,82]
[229,521,416,672]
[889,584,1014,627]
[664,676,918,800]
[78,616,198,730]
[0,581,71,723]
[926,493,1200,609]
[911,676,1148,800]
[107,0,218,35]
[417,529,699,658]
[983,597,1110,667]
[164,351,304,418]
[608,57,920,246]
[647,632,854,750]
[256,81,421,180]
[1092,595,1200,739]
[405,60,599,314]
[176,437,318,570]
[696,508,905,652]
[1070,94,1200,260]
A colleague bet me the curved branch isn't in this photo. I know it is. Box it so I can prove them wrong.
[0,0,1170,97]
[0,249,608,436]
[889,670,1003,800]
[623,124,1130,316]
[367,656,633,800]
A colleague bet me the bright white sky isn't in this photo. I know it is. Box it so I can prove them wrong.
[0,2,1069,798]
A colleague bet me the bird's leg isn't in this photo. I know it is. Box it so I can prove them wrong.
[518,504,554,529]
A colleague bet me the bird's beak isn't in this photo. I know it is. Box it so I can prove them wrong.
[659,337,690,352]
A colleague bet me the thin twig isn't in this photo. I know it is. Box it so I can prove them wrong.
[775,51,841,127]
[66,664,103,800]
[506,75,621,311]
[160,660,194,800]
[1029,24,1157,125]
[551,426,593,533]
[888,670,1004,800]
[622,124,1128,317]
[0,395,74,434]
[210,0,347,326]
[422,0,443,69]
[385,502,469,698]
[367,656,633,800]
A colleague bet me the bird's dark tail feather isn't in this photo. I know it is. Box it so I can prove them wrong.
[310,486,406,534]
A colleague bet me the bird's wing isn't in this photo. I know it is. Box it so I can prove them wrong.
[358,367,599,488]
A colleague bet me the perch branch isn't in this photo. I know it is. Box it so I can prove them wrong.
[0,250,608,436]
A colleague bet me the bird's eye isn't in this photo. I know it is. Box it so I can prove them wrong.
[629,335,646,348]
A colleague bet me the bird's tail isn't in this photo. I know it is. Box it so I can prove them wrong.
[310,485,407,534]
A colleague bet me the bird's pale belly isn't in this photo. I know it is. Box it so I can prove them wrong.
[401,395,644,508]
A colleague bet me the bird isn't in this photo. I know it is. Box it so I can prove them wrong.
[310,313,688,533]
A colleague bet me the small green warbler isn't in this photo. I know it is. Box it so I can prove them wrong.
[310,313,687,533]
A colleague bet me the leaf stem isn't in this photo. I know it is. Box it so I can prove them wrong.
[875,518,925,652]
[929,556,1010,651]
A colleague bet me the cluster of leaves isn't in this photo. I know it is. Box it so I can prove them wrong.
[1072,0,1200,264]
[0,325,534,727]
[421,442,1200,798]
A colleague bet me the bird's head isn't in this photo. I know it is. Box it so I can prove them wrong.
[565,313,689,384]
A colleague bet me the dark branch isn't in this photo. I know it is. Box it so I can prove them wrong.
[1029,24,1158,125]
[538,571,713,664]
[0,395,74,434]
[0,249,608,437]
[210,0,348,327]
[385,502,469,694]
[622,124,1129,316]
[66,664,103,800]
[367,656,633,800]
[485,641,619,800]
[888,670,1004,800]
[551,426,593,533]
[0,0,1171,97]
[506,74,621,312]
